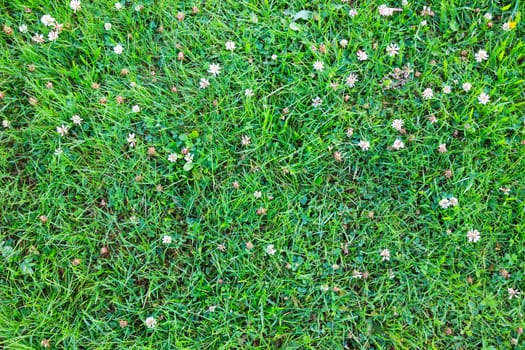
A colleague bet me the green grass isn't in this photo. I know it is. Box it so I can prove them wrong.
[0,0,524,348]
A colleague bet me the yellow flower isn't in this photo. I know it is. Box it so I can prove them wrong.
[508,21,516,29]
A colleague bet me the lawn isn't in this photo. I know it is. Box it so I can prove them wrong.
[0,0,524,349]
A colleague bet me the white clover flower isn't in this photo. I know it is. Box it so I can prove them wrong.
[386,43,399,57]
[241,135,251,146]
[439,198,451,208]
[378,5,393,16]
[184,153,194,163]
[356,50,368,61]
[508,288,520,299]
[474,49,488,63]
[71,115,83,125]
[225,40,236,51]
[208,63,221,76]
[345,73,358,87]
[422,88,433,99]
[391,119,404,131]
[145,317,157,328]
[467,229,480,242]
[48,31,59,42]
[312,97,322,107]
[70,0,81,12]
[313,60,324,72]
[378,5,400,16]
[358,140,370,151]
[127,133,136,147]
[478,92,490,105]
[265,244,276,255]
[32,33,45,43]
[113,44,124,54]
[41,15,56,27]
[392,139,405,150]
[421,6,433,16]
[168,153,178,162]
[199,78,210,89]
[56,124,69,136]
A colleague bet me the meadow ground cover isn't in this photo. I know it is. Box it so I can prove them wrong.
[0,0,524,348]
